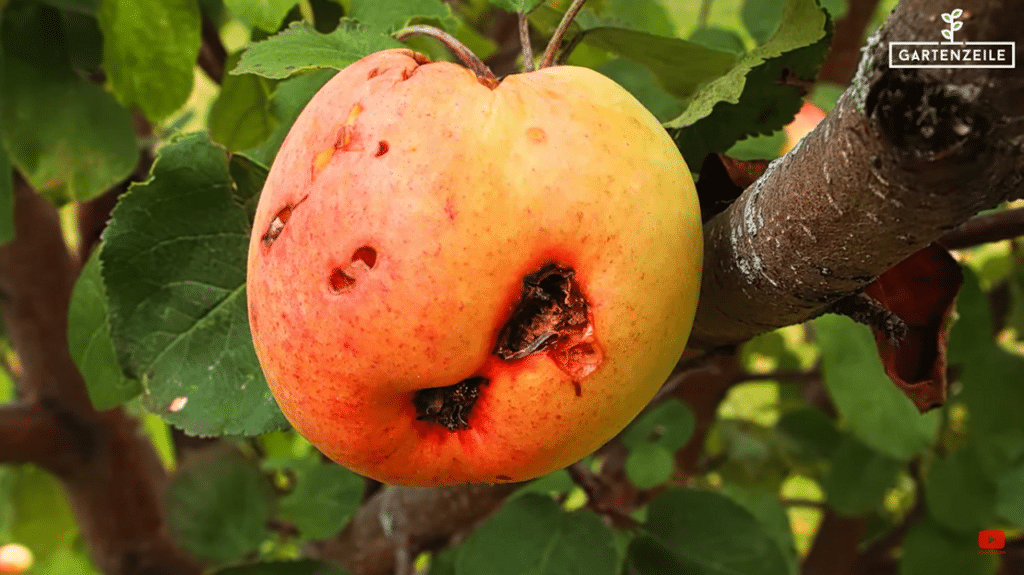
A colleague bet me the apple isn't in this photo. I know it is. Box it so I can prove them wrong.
[780,101,826,155]
[247,46,702,485]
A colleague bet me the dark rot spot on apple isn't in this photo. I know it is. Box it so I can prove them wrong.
[367,68,381,79]
[494,263,603,384]
[375,140,390,157]
[329,246,378,293]
[262,205,293,247]
[413,376,488,431]
[496,475,512,481]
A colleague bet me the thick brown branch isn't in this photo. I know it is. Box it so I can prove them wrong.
[689,0,1024,351]
[0,176,201,575]
[0,403,64,467]
[313,482,521,575]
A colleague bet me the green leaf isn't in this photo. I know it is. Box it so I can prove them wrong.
[899,519,998,575]
[0,144,13,245]
[625,443,675,489]
[212,560,351,575]
[67,248,142,410]
[489,0,545,14]
[350,0,455,33]
[725,130,785,160]
[229,153,270,222]
[823,435,901,516]
[277,460,364,540]
[621,398,695,452]
[224,0,297,32]
[513,469,576,499]
[233,20,403,80]
[596,58,687,123]
[628,489,790,575]
[243,68,335,165]
[100,132,287,436]
[689,26,746,55]
[209,51,278,151]
[997,459,1024,527]
[456,494,617,575]
[776,407,843,463]
[0,2,137,203]
[815,314,940,460]
[667,0,831,167]
[98,0,201,122]
[742,0,784,44]
[719,484,798,575]
[39,0,99,14]
[925,442,999,533]
[60,10,105,72]
[166,452,273,564]
[949,268,1024,436]
[580,27,736,102]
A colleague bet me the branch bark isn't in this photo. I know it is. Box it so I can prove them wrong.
[0,176,201,575]
[312,482,521,575]
[689,0,1024,351]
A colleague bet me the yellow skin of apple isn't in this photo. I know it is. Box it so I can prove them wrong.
[247,48,702,485]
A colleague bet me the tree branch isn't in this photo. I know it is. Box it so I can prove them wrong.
[689,0,1024,351]
[313,482,521,575]
[0,175,201,575]
[198,14,227,85]
[0,403,64,467]
[817,0,883,85]
[939,205,1024,249]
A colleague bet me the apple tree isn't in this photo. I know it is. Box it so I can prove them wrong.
[0,0,1023,574]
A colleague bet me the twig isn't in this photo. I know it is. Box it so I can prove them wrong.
[538,0,587,68]
[519,10,534,72]
[817,0,882,84]
[733,366,822,384]
[697,0,713,30]
[566,461,603,503]
[394,25,500,88]
[197,15,227,85]
[939,205,1024,249]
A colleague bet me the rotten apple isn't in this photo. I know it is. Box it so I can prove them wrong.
[247,46,702,485]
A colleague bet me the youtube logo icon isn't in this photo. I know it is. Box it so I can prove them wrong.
[978,530,1005,553]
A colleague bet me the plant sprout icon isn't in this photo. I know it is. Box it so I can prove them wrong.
[941,9,964,42]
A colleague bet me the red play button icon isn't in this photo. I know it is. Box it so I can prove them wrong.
[979,530,1005,549]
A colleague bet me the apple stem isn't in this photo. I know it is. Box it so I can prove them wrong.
[538,0,588,69]
[519,11,535,72]
[393,25,500,88]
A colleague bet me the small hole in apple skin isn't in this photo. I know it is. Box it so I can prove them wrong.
[262,205,293,247]
[352,246,377,268]
[413,376,488,431]
[328,247,378,293]
[329,269,356,292]
[375,141,389,157]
